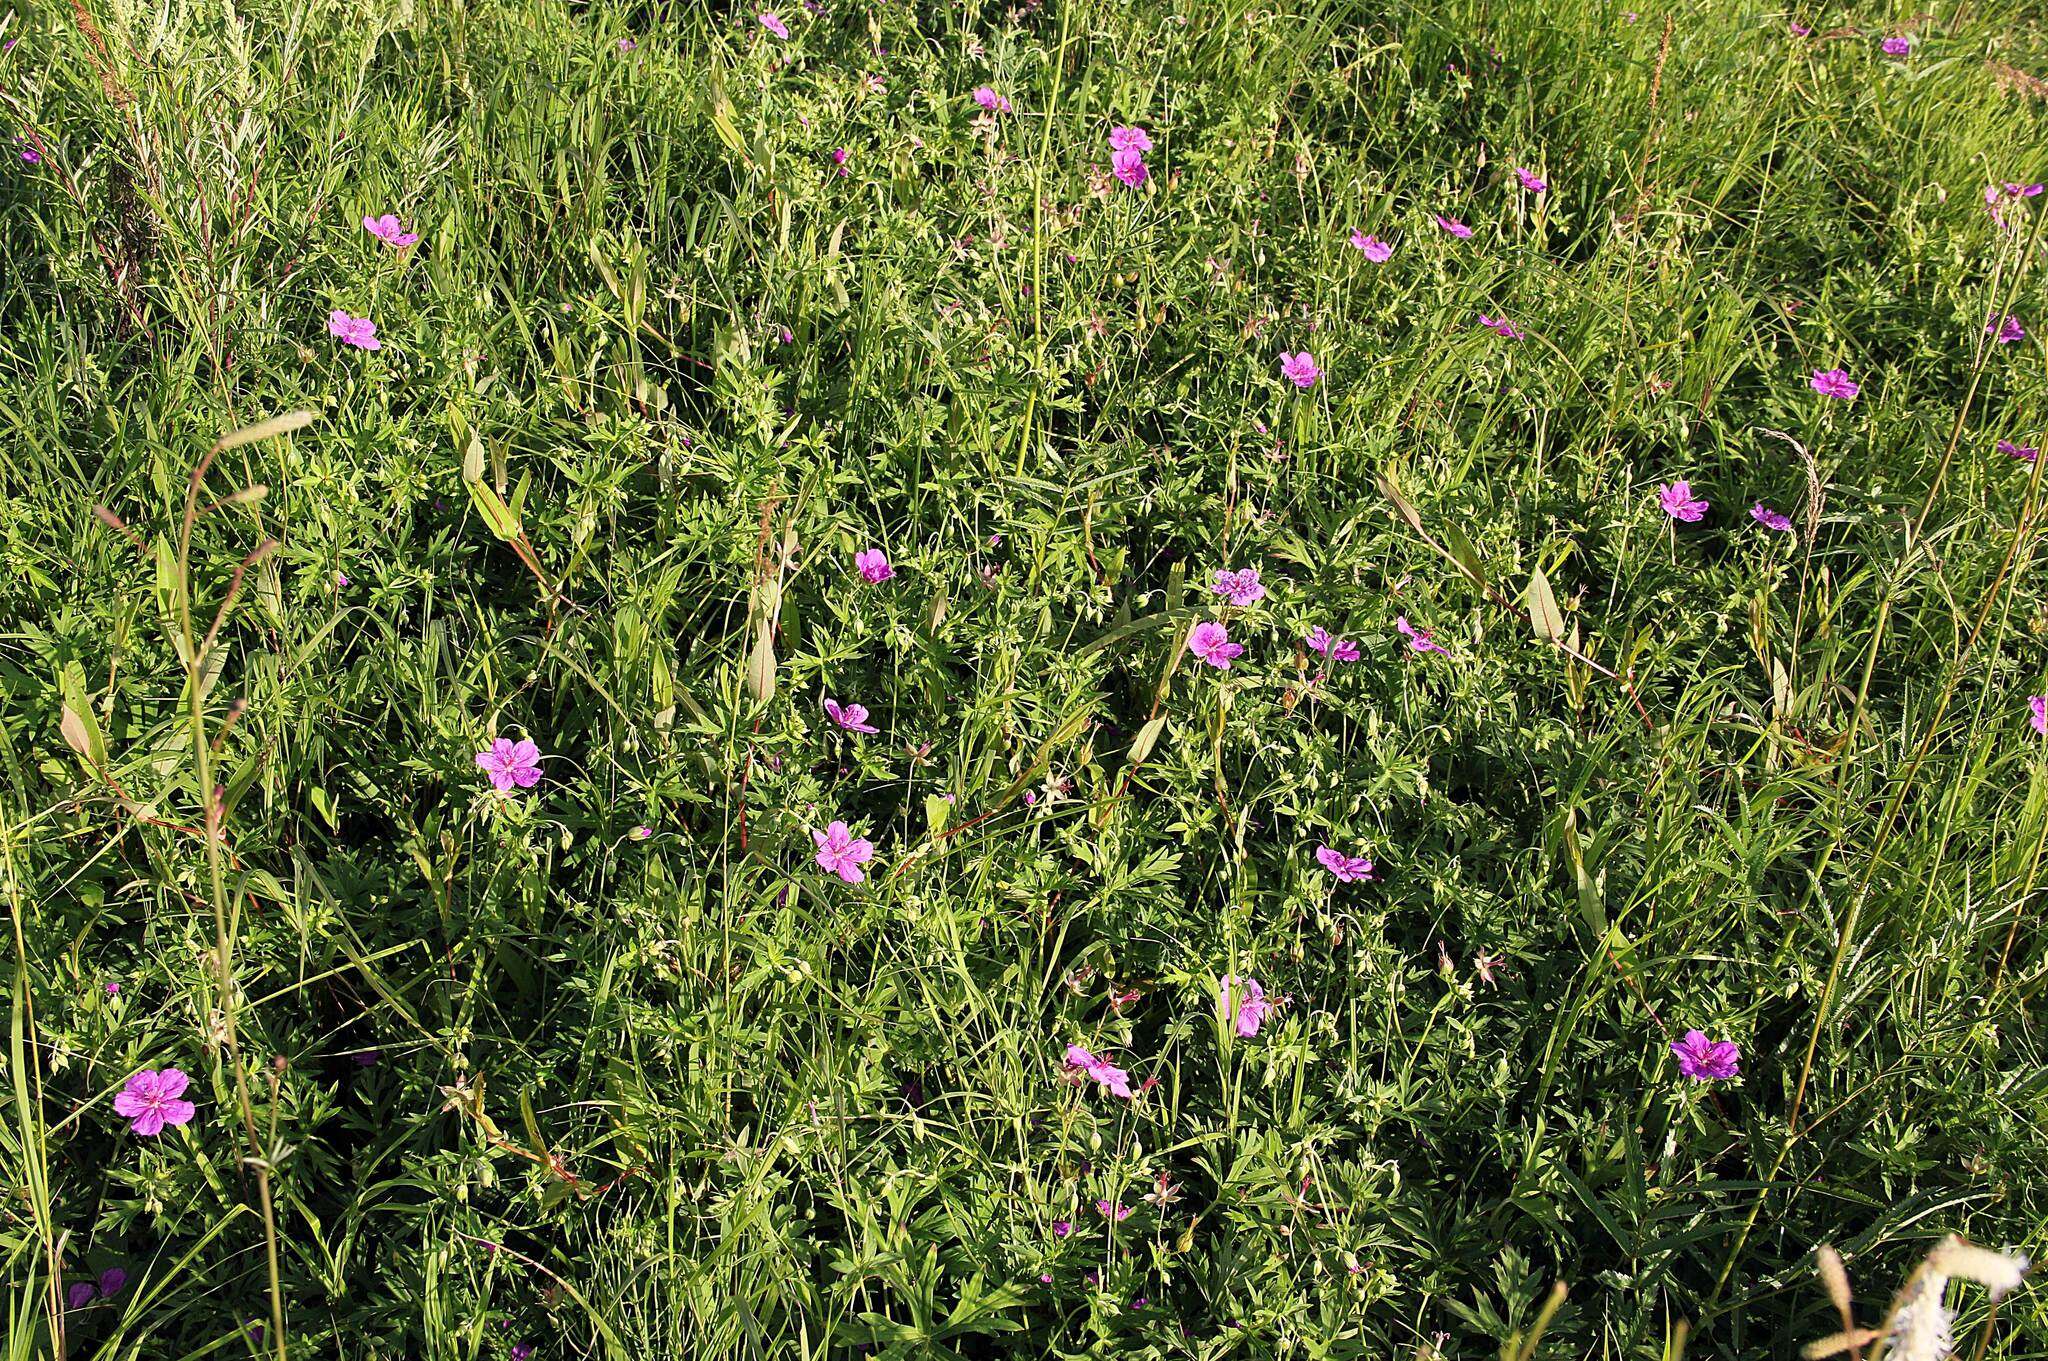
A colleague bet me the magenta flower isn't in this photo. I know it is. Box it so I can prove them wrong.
[972,86,1012,113]
[1211,567,1267,606]
[511,1346,535,1361]
[1062,1043,1133,1098]
[1750,504,1794,533]
[759,11,789,37]
[1434,213,1473,238]
[812,821,874,883]
[1110,147,1148,188]
[831,147,849,174]
[1188,620,1243,669]
[19,143,40,165]
[1789,19,1811,35]
[854,547,895,583]
[1108,125,1152,153]
[1278,350,1322,388]
[823,698,879,734]
[618,37,637,50]
[1349,230,1393,262]
[631,824,653,840]
[1658,480,1709,522]
[1998,439,2039,462]
[1810,367,1859,400]
[362,213,419,247]
[1315,845,1375,882]
[1395,616,1447,655]
[1669,1030,1740,1081]
[113,1068,196,1136]
[327,309,380,350]
[1052,1220,1072,1237]
[1219,975,1272,1037]
[1880,35,1910,55]
[1988,314,2026,344]
[475,737,542,792]
[1306,627,1360,662]
[1478,314,1522,339]
[99,1269,127,1298]
[68,1283,94,1310]
[1095,1199,1132,1221]
[1514,167,1547,193]
[2032,696,2048,736]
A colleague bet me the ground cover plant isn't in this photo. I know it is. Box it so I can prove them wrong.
[4,0,2048,1354]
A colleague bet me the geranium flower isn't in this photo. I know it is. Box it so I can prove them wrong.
[1278,351,1322,387]
[1750,504,1793,533]
[1434,213,1473,238]
[1514,167,1547,193]
[1659,480,1708,522]
[1110,147,1148,187]
[972,86,1012,113]
[812,821,875,883]
[1315,845,1375,882]
[1669,1030,1740,1080]
[823,698,879,734]
[1062,1043,1133,1098]
[1219,974,1272,1036]
[362,213,419,247]
[327,309,380,350]
[1395,616,1447,655]
[1107,125,1151,152]
[113,1068,196,1136]
[1306,626,1360,662]
[475,738,541,792]
[1349,230,1393,261]
[1478,314,1522,339]
[1810,367,1859,400]
[854,548,894,583]
[1211,567,1266,606]
[759,11,789,37]
[1188,621,1243,669]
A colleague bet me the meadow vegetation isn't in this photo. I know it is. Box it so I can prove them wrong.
[4,0,2048,1355]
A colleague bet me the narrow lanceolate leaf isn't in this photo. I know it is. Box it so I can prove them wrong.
[1375,469,1424,532]
[60,704,93,761]
[464,478,522,540]
[211,409,315,453]
[1526,566,1565,643]
[1127,715,1169,767]
[1441,524,1489,588]
[747,611,777,704]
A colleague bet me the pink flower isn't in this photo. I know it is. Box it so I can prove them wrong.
[475,737,542,792]
[1513,167,1547,193]
[1062,1043,1133,1098]
[1395,616,1447,655]
[2032,695,2048,736]
[1316,845,1375,882]
[19,143,40,165]
[1880,35,1910,55]
[327,309,380,350]
[68,1283,94,1310]
[1349,230,1393,262]
[831,147,849,173]
[112,1068,196,1136]
[1434,213,1473,238]
[1669,1030,1740,1081]
[1110,147,1148,188]
[631,824,653,840]
[98,1269,127,1298]
[972,86,1012,113]
[1998,439,2039,462]
[1107,125,1152,153]
[617,37,637,50]
[1219,975,1272,1037]
[1278,351,1322,388]
[759,11,789,37]
[1306,627,1360,662]
[812,820,875,883]
[1095,1199,1131,1221]
[854,547,895,583]
[1659,480,1708,522]
[1810,367,1859,400]
[1052,1220,1072,1237]
[1478,313,1522,339]
[1188,620,1243,669]
[1750,504,1794,533]
[362,213,419,247]
[1789,19,1811,35]
[1988,314,2026,344]
[823,698,879,734]
[1211,567,1266,606]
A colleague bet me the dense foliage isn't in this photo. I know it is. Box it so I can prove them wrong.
[3,0,2047,1355]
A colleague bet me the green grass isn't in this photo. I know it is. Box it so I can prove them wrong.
[4,0,2048,1355]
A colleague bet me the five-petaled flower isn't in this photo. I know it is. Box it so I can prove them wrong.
[1988,314,2026,344]
[854,548,895,583]
[823,698,879,734]
[1107,126,1151,153]
[1219,975,1272,1037]
[1669,1030,1741,1081]
[1278,351,1322,388]
[972,86,1012,113]
[2032,696,2048,736]
[1659,480,1709,522]
[758,11,789,38]
[1396,616,1447,655]
[1211,567,1266,606]
[1349,230,1393,262]
[1880,35,1910,55]
[813,821,875,883]
[1999,439,2039,462]
[1478,314,1522,339]
[1188,620,1243,669]
[362,213,419,247]
[1062,1042,1133,1098]
[476,738,542,792]
[1750,504,1794,533]
[1434,213,1473,238]
[1110,147,1148,188]
[114,1068,196,1136]
[328,309,380,350]
[1514,166,1547,193]
[1810,367,1860,400]
[1306,626,1360,662]
[1316,845,1375,882]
